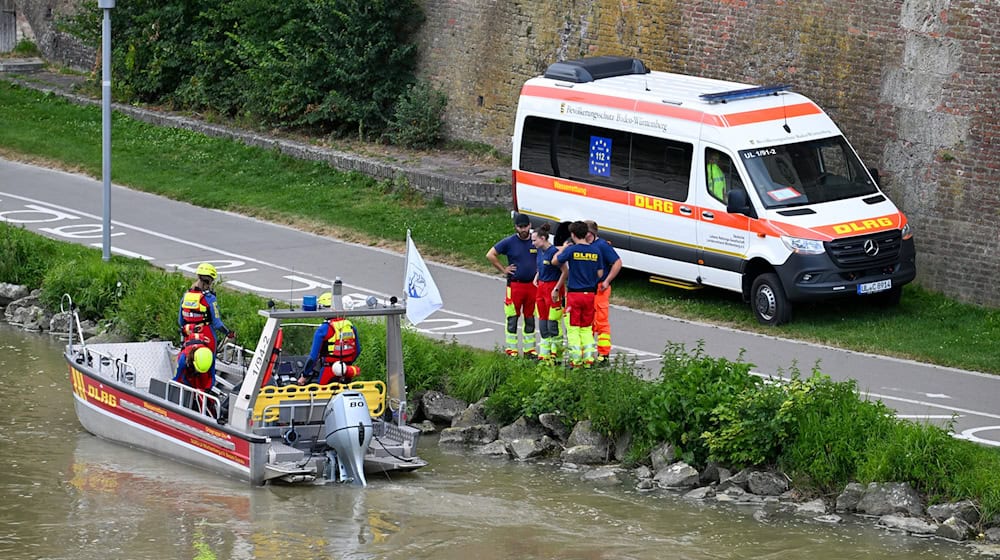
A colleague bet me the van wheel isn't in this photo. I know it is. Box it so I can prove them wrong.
[751,273,791,326]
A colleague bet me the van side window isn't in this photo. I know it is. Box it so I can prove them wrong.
[631,136,693,202]
[554,122,631,189]
[705,148,743,203]
[520,116,557,176]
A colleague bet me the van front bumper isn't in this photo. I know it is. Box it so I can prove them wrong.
[775,238,916,302]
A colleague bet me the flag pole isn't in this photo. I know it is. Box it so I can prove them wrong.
[403,229,411,305]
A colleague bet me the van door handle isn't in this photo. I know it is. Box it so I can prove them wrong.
[701,211,715,220]
[679,206,693,216]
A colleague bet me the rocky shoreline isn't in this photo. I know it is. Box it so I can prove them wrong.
[414,389,1000,553]
[3,280,999,553]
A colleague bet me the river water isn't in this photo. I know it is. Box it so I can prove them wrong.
[0,323,982,559]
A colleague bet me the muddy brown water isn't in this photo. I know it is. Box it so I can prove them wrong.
[0,323,982,559]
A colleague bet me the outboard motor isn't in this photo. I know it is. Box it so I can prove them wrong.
[322,392,373,487]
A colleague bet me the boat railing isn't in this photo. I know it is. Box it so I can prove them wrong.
[217,341,254,370]
[71,346,138,387]
[161,379,222,419]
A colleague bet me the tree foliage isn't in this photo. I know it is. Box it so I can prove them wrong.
[64,0,426,137]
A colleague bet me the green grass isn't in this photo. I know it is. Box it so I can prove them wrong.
[1,80,998,374]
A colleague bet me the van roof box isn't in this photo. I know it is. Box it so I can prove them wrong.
[543,56,650,83]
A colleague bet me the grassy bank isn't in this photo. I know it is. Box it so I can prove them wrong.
[1,80,998,373]
[4,220,1000,520]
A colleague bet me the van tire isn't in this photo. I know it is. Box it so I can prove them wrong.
[751,273,791,326]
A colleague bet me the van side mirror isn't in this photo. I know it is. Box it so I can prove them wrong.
[868,167,880,187]
[726,189,756,218]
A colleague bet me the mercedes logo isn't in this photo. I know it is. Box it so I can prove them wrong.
[863,239,880,257]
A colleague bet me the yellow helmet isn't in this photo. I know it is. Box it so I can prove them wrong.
[195,262,217,280]
[193,347,214,373]
[317,292,333,308]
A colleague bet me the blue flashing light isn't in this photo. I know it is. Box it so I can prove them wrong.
[699,84,792,104]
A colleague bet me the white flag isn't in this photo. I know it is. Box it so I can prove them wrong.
[404,233,443,325]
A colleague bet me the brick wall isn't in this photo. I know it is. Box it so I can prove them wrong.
[415,0,1000,307]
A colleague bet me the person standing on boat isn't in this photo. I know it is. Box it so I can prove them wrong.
[178,262,233,351]
[298,294,362,385]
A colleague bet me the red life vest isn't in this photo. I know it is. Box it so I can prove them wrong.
[180,288,210,325]
[180,288,216,350]
[177,338,213,391]
[321,319,358,365]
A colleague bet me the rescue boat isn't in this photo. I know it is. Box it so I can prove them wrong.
[64,288,426,487]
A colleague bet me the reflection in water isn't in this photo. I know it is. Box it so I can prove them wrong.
[0,324,980,559]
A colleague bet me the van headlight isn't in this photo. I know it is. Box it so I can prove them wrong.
[781,236,826,255]
[901,222,913,240]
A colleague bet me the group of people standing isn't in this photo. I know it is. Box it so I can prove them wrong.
[487,214,622,368]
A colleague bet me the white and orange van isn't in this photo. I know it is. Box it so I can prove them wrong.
[512,56,915,325]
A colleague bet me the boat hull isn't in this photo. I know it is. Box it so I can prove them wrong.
[68,359,269,484]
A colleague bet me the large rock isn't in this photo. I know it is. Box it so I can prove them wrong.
[877,514,938,535]
[581,465,625,486]
[0,283,29,306]
[566,420,608,447]
[936,516,975,541]
[4,292,49,329]
[653,461,700,489]
[438,424,498,446]
[649,442,676,471]
[747,471,789,496]
[421,390,468,425]
[538,412,571,442]
[836,482,866,512]
[560,444,609,465]
[451,398,488,428]
[856,482,924,517]
[927,499,979,524]
[499,416,548,441]
[474,440,511,458]
[509,436,560,461]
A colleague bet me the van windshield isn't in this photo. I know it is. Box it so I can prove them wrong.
[739,136,878,209]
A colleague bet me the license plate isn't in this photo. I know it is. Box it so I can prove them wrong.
[858,279,892,295]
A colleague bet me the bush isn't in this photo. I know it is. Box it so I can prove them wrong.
[63,0,425,137]
[0,223,72,286]
[778,377,896,490]
[386,81,448,148]
[638,343,757,464]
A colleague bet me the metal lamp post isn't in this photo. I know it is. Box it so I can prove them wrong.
[98,0,114,261]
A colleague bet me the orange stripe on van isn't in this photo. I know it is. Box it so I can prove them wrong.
[721,102,823,127]
[516,172,902,244]
[521,85,821,128]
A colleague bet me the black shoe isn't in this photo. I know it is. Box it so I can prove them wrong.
[595,357,610,368]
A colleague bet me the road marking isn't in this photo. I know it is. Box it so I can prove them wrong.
[89,243,153,261]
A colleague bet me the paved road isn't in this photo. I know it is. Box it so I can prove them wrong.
[3,158,999,446]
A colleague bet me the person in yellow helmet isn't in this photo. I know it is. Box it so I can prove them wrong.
[174,338,216,392]
[178,262,233,352]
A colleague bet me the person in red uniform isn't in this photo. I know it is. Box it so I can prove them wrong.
[297,293,362,385]
[486,213,538,357]
[585,220,622,365]
[178,262,233,352]
[552,221,604,368]
[532,223,564,362]
[174,336,217,414]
